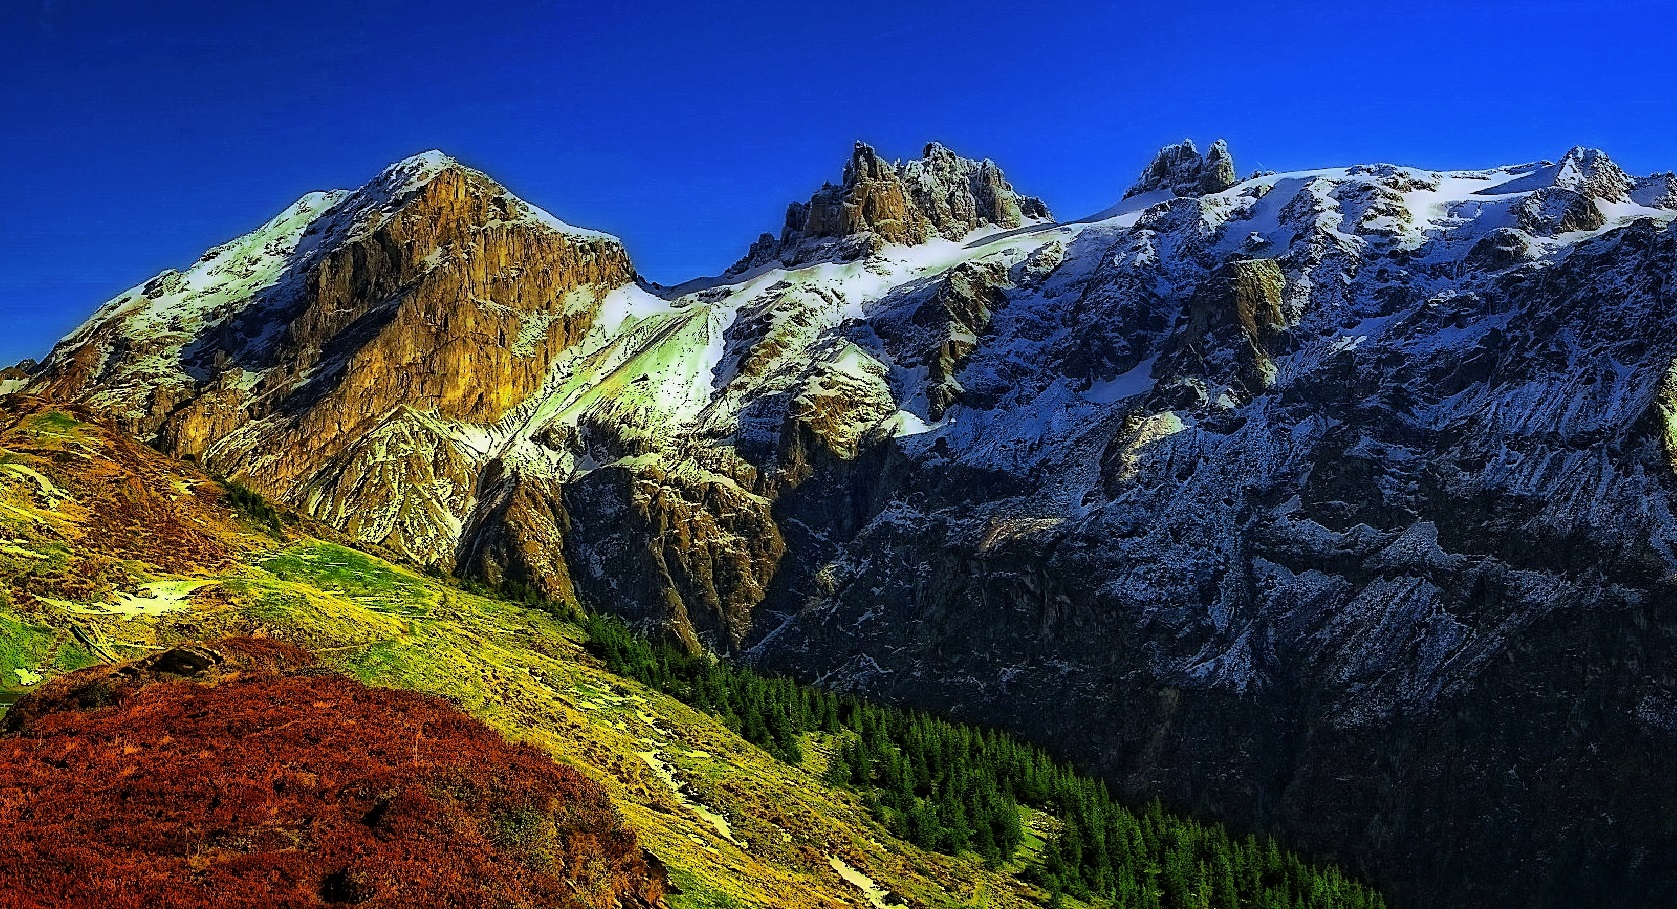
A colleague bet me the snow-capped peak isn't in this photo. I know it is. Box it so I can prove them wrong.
[341,149,618,242]
[24,138,1677,909]
[376,149,462,192]
[352,149,479,211]
[1471,146,1633,201]
[1552,145,1634,201]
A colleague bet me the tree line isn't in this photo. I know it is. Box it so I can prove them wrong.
[582,614,1385,909]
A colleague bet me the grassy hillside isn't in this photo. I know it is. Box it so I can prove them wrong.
[583,617,1385,909]
[0,396,1054,908]
[0,396,1383,908]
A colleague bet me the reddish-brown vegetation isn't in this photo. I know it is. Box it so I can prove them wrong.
[0,397,246,606]
[0,638,665,909]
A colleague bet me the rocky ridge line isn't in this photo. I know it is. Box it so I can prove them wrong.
[1123,138,1238,199]
[730,141,1050,273]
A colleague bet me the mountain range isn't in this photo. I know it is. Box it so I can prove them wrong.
[11,136,1677,908]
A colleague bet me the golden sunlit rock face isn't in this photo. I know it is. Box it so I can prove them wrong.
[22,143,1052,649]
[169,163,634,481]
[732,141,1051,273]
[33,155,636,567]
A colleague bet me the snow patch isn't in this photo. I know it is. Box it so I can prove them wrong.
[1085,355,1159,404]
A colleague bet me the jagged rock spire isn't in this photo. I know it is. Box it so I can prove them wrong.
[1125,138,1238,199]
[1550,146,1633,202]
[730,141,1050,274]
[1498,147,1636,235]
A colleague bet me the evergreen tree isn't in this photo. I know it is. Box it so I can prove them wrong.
[580,612,1387,909]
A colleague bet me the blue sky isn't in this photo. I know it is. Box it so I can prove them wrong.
[2,0,1674,365]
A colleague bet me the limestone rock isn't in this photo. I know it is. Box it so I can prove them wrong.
[1466,227,1533,269]
[1125,138,1238,198]
[1550,145,1634,202]
[1517,187,1607,234]
[768,340,900,491]
[1154,257,1288,403]
[563,456,785,651]
[31,152,637,564]
[873,261,1010,421]
[1484,148,1639,236]
[456,461,579,603]
[729,141,1049,273]
[0,361,32,395]
[1200,139,1238,194]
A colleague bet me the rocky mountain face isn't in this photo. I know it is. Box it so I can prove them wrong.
[31,139,1677,908]
[32,152,636,564]
[1124,138,1238,199]
[730,141,1050,274]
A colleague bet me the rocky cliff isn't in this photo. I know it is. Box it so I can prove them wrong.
[1124,138,1238,199]
[33,152,636,565]
[729,141,1050,273]
[30,140,1677,909]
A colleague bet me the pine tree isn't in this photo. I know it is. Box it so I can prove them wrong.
[580,612,1388,909]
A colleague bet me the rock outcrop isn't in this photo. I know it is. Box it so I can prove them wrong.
[729,141,1050,273]
[1633,172,1677,208]
[1483,146,1634,236]
[0,360,32,394]
[871,260,1011,421]
[1546,145,1634,200]
[30,152,637,565]
[1156,257,1288,401]
[1124,138,1238,198]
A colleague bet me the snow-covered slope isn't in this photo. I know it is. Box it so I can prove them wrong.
[23,139,1677,909]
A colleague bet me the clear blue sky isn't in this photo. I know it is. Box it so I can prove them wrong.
[3,0,1674,365]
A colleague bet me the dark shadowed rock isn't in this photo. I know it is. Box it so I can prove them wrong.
[1125,138,1239,198]
[1632,172,1677,209]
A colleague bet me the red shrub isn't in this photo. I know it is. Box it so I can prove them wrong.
[0,641,665,909]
